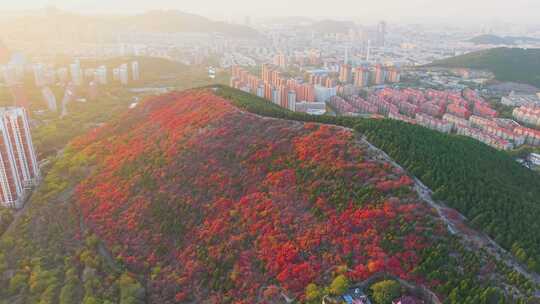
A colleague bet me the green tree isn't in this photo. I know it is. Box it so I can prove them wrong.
[329,274,349,296]
[9,272,29,295]
[117,273,145,304]
[305,283,322,303]
[370,280,401,304]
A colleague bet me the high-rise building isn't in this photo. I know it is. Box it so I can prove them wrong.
[373,64,385,85]
[256,85,264,98]
[131,61,140,81]
[273,53,287,68]
[0,107,40,209]
[70,60,83,86]
[366,40,371,62]
[112,68,120,82]
[296,84,315,102]
[271,88,280,105]
[386,67,401,83]
[353,67,369,87]
[41,87,57,112]
[119,64,129,85]
[376,21,387,47]
[261,64,274,84]
[339,64,352,84]
[287,91,296,111]
[61,85,76,117]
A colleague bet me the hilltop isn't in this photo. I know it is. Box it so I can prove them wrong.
[1,87,538,303]
[429,48,540,88]
[467,34,540,45]
[120,10,260,37]
[0,9,260,42]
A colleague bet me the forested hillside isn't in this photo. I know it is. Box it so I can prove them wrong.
[429,48,540,88]
[216,85,540,274]
[0,87,538,303]
[467,35,540,45]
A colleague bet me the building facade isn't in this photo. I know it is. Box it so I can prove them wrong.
[0,108,40,208]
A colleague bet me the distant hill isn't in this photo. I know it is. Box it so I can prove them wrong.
[265,16,315,25]
[308,19,356,33]
[0,9,260,42]
[122,10,260,37]
[468,34,540,45]
[430,47,540,88]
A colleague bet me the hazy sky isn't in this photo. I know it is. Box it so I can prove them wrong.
[2,0,540,24]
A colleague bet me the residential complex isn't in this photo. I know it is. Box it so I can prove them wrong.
[1,59,141,115]
[513,105,540,128]
[328,87,539,151]
[501,92,540,107]
[0,107,40,209]
[230,60,401,114]
[231,65,320,113]
[338,63,400,87]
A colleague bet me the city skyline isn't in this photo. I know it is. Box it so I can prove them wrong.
[1,0,540,24]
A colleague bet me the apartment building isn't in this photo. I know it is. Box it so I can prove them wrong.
[0,108,40,209]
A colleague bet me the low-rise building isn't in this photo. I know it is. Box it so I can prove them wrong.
[388,111,416,125]
[442,113,470,130]
[294,101,326,115]
[530,153,540,166]
[446,103,471,119]
[456,124,513,150]
[348,96,378,114]
[514,126,540,146]
[513,105,540,128]
[501,92,540,107]
[415,113,452,133]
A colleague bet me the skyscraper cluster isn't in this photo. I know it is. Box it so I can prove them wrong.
[230,64,316,111]
[338,63,400,86]
[0,108,40,209]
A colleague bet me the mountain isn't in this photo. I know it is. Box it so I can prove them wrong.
[468,34,540,45]
[1,87,538,303]
[119,10,260,37]
[0,9,260,42]
[429,47,540,88]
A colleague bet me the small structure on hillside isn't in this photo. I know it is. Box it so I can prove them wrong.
[342,287,372,304]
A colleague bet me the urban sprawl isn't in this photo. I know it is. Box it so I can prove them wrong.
[231,63,540,151]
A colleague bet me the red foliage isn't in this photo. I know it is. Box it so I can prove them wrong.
[74,90,439,303]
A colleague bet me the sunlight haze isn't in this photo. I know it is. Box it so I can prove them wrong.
[1,0,540,23]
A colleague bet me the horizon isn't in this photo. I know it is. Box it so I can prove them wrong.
[1,0,540,25]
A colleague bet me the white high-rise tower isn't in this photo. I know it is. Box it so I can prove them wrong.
[0,108,40,208]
